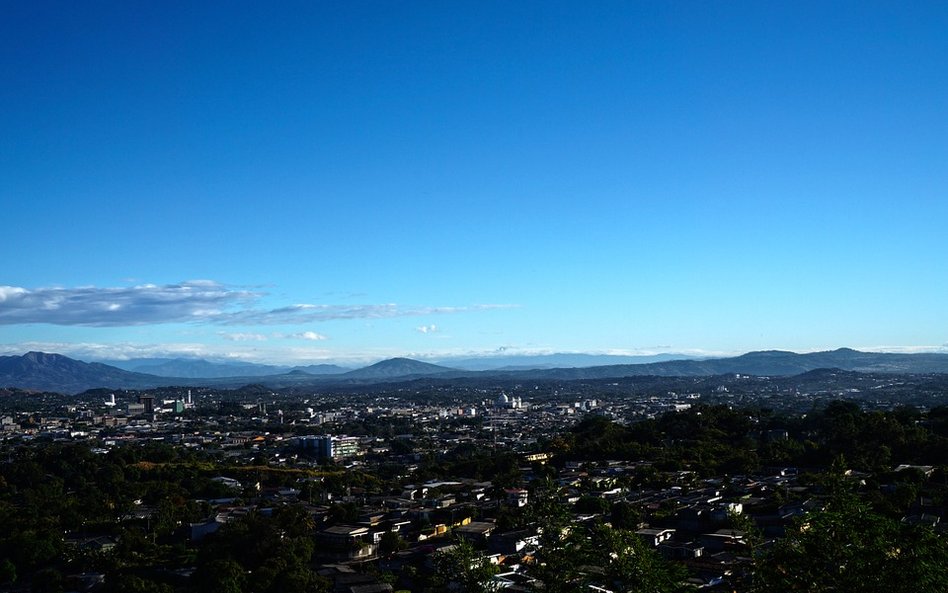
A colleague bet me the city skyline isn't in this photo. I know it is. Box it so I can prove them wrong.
[3,2,947,364]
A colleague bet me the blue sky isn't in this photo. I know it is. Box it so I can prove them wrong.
[2,1,947,364]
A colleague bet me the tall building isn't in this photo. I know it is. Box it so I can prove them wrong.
[296,435,360,461]
[138,395,155,416]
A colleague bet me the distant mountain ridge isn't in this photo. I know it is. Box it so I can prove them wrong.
[2,348,948,394]
[107,358,349,378]
[438,352,698,370]
[491,348,948,380]
[0,352,170,394]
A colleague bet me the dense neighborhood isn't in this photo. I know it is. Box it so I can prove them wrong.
[2,369,948,592]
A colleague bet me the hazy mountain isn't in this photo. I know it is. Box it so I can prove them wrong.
[439,352,700,371]
[289,364,350,375]
[116,358,348,378]
[339,357,457,380]
[4,349,948,394]
[0,352,451,393]
[682,348,948,376]
[127,358,283,378]
[0,352,169,393]
[101,358,177,372]
[486,348,948,379]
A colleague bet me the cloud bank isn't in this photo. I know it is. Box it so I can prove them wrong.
[0,282,517,327]
[0,282,256,326]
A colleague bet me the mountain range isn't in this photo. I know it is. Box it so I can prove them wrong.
[103,358,350,378]
[432,352,698,370]
[98,353,691,377]
[2,348,948,394]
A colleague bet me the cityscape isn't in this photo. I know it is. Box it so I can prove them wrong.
[3,2,948,593]
[2,349,948,591]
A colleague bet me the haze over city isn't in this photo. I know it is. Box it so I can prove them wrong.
[3,2,947,365]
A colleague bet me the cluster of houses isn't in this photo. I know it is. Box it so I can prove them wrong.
[131,454,936,592]
[5,386,946,591]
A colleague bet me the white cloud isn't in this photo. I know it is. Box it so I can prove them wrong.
[0,282,257,326]
[220,303,399,325]
[0,286,28,301]
[856,344,948,354]
[0,341,223,361]
[288,331,328,341]
[0,340,339,365]
[217,303,517,325]
[0,282,519,327]
[219,332,269,342]
[416,324,438,334]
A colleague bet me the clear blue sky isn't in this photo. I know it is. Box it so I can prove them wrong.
[2,1,946,364]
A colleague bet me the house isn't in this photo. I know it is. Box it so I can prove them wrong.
[658,540,704,559]
[318,524,376,560]
[349,584,393,593]
[357,511,387,527]
[894,464,936,477]
[676,506,710,533]
[327,572,379,593]
[698,529,746,553]
[401,485,429,500]
[65,535,118,553]
[505,488,529,508]
[635,528,675,547]
[210,476,242,490]
[65,572,106,592]
[190,518,223,542]
[455,521,497,543]
[902,513,940,528]
[489,528,540,555]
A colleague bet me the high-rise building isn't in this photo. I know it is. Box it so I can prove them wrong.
[295,434,360,461]
[138,395,155,416]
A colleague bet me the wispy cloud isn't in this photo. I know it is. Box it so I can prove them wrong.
[216,303,516,325]
[856,344,948,354]
[0,282,518,327]
[416,324,438,334]
[219,332,269,342]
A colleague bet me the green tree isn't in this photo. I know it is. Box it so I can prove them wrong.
[194,509,320,593]
[431,538,499,593]
[755,497,948,593]
[192,558,245,593]
[251,554,327,593]
[273,505,316,537]
[575,495,610,515]
[379,531,406,557]
[30,568,63,593]
[528,483,589,593]
[610,500,643,530]
[589,523,688,593]
[0,559,16,585]
[104,574,173,593]
[8,530,61,574]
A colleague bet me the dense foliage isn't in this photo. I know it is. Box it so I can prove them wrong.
[755,494,948,592]
[559,402,948,478]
